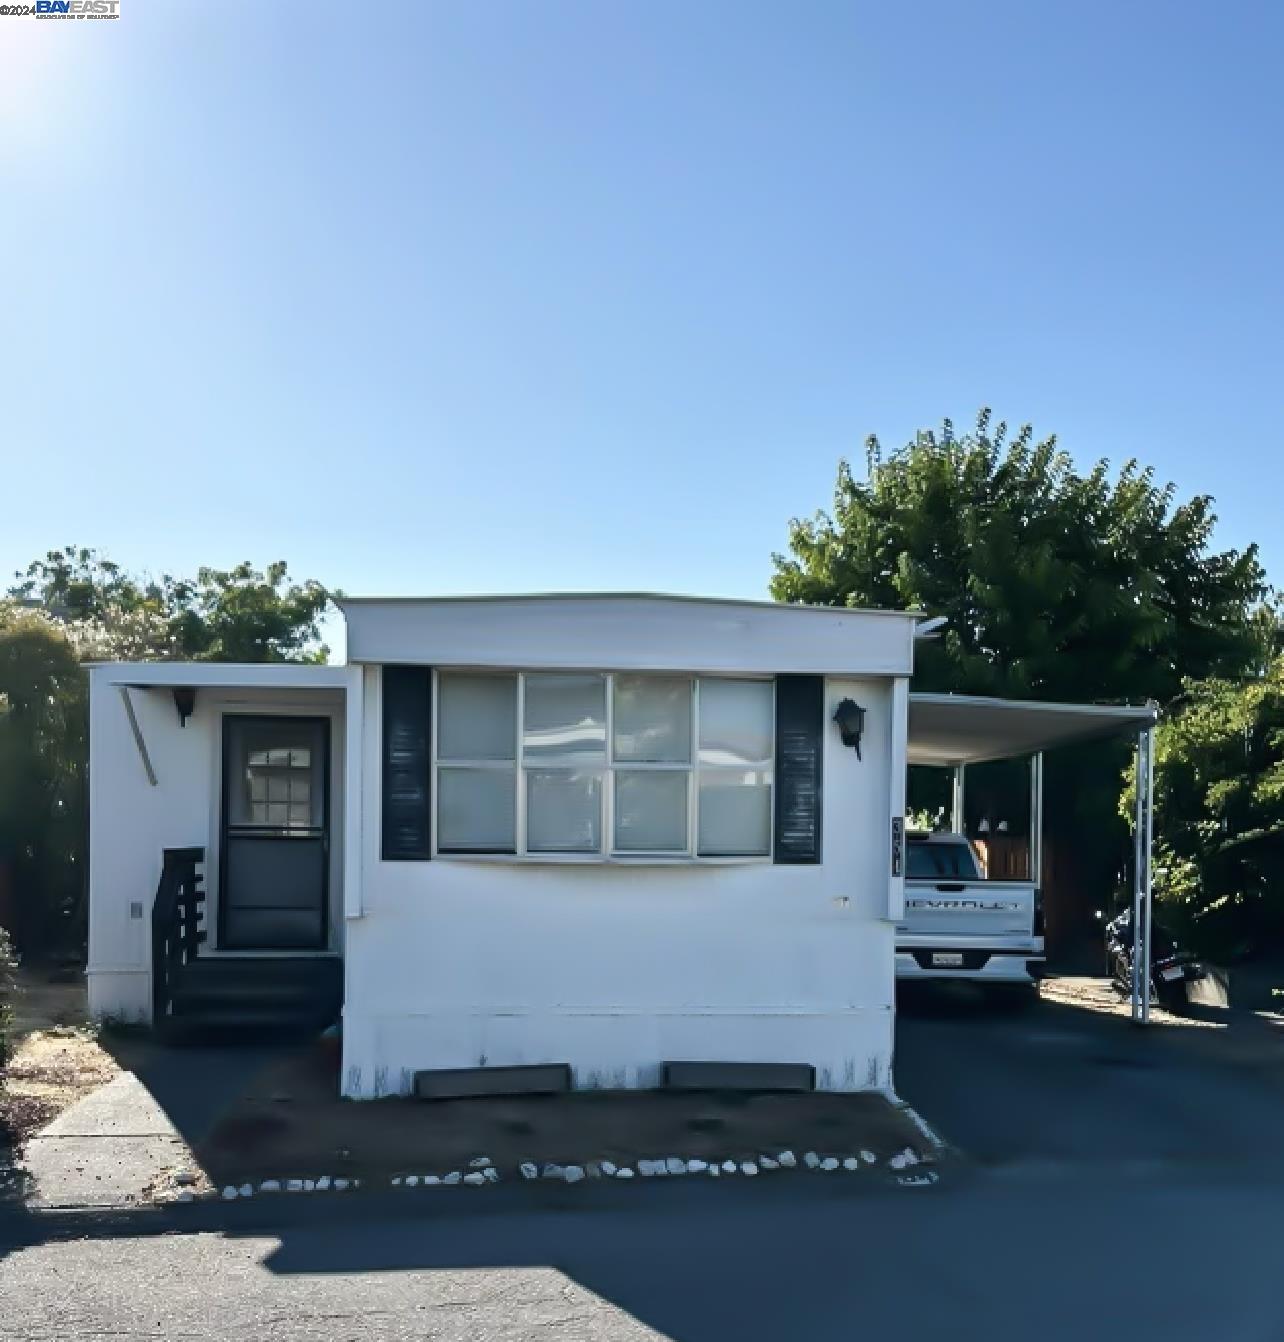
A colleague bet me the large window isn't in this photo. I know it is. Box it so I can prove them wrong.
[433,671,774,859]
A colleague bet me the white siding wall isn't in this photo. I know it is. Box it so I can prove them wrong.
[87,670,345,1023]
[341,670,902,1097]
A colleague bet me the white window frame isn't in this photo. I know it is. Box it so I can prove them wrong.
[429,669,775,864]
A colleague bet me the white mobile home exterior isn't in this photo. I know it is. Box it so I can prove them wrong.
[88,594,918,1098]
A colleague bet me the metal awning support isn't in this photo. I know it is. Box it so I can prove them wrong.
[1131,726,1156,1023]
[951,763,966,834]
[1029,752,1043,891]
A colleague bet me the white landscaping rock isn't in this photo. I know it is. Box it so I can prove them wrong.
[221,1186,238,1201]
[803,1152,821,1169]
[286,1179,304,1193]
[600,1161,618,1177]
[404,1175,419,1188]
[665,1158,687,1175]
[463,1172,486,1186]
[391,1177,402,1186]
[759,1157,779,1171]
[721,1160,737,1174]
[469,1156,492,1168]
[820,1158,839,1172]
[637,1159,660,1177]
[687,1159,708,1173]
[333,1178,350,1191]
[520,1162,539,1180]
[615,1168,635,1180]
[483,1167,499,1183]
[443,1171,462,1185]
[740,1162,758,1177]
[860,1150,878,1165]
[777,1151,797,1168]
[422,1175,439,1186]
[176,1190,194,1204]
[708,1164,721,1177]
[317,1175,331,1191]
[563,1166,585,1184]
[260,1180,281,1193]
[542,1163,564,1180]
[238,1183,254,1197]
[842,1157,859,1172]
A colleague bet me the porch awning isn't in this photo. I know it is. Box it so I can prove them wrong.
[908,692,1158,767]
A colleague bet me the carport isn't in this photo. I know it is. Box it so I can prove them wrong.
[907,693,1160,1021]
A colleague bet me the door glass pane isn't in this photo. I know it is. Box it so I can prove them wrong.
[615,770,688,852]
[226,718,325,829]
[523,674,606,763]
[438,768,516,851]
[697,770,772,856]
[527,769,602,852]
[698,679,774,766]
[613,676,692,763]
[438,673,517,761]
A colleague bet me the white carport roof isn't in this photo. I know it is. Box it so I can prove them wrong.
[908,692,1158,767]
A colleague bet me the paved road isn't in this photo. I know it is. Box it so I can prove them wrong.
[3,989,1284,1341]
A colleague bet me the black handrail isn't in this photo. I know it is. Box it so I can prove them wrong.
[151,847,206,1025]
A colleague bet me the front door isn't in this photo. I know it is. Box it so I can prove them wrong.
[220,715,330,950]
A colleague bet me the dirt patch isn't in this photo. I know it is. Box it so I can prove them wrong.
[2,966,120,1154]
[199,1043,929,1185]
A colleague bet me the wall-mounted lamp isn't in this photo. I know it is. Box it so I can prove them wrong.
[172,686,197,728]
[832,698,866,758]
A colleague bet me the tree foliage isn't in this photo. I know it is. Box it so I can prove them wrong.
[0,607,88,953]
[1,550,336,955]
[1130,652,1284,957]
[772,411,1267,702]
[12,548,333,663]
[772,411,1270,946]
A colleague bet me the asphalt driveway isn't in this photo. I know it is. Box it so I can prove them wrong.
[894,979,1284,1175]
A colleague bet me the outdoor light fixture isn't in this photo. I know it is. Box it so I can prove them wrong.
[832,698,866,758]
[172,686,197,727]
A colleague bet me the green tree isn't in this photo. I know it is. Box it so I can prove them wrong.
[2,551,337,955]
[0,607,88,954]
[771,412,1266,701]
[1129,653,1284,958]
[13,549,334,662]
[772,412,1269,951]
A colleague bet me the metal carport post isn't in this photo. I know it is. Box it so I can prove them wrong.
[1131,724,1156,1024]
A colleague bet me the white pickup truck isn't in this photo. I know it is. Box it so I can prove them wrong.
[895,832,1044,989]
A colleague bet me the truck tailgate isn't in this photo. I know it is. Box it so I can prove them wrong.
[899,880,1036,939]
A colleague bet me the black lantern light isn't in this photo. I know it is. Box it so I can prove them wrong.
[833,698,866,758]
[172,686,197,728]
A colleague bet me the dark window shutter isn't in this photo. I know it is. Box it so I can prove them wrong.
[381,666,432,860]
[774,675,824,864]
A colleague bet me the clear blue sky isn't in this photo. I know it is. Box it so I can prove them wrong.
[4,1,1282,609]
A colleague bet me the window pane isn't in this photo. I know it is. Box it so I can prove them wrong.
[527,769,602,852]
[438,673,516,762]
[523,674,606,762]
[613,676,692,763]
[697,770,771,856]
[227,718,325,829]
[438,767,516,851]
[698,679,774,766]
[615,770,688,852]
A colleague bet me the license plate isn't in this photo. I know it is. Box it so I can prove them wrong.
[931,952,965,968]
[1160,965,1184,982]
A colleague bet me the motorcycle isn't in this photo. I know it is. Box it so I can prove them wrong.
[1104,908,1207,1011]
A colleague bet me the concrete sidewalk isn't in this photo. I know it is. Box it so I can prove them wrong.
[20,1072,198,1210]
